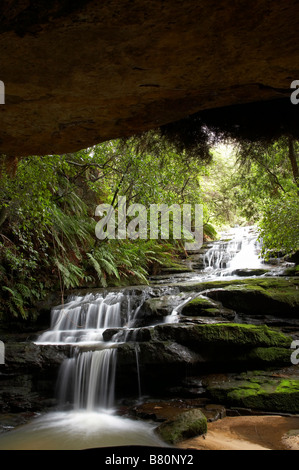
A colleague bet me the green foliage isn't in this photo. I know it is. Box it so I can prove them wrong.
[259,191,299,258]
[3,131,297,323]
[232,138,299,256]
[0,135,207,321]
[201,138,299,257]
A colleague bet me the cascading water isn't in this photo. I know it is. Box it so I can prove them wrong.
[36,290,151,410]
[38,225,289,418]
[202,225,268,277]
[37,292,124,345]
[57,348,118,410]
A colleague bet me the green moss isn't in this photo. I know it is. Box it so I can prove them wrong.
[186,296,216,307]
[155,409,207,444]
[208,374,299,413]
[276,379,299,393]
[181,295,218,316]
[184,278,299,316]
[201,308,221,316]
[247,347,291,365]
[161,265,193,274]
[195,323,291,348]
[175,277,299,294]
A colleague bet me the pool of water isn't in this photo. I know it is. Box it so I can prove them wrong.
[0,410,165,450]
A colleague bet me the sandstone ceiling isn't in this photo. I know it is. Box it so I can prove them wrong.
[1,0,299,156]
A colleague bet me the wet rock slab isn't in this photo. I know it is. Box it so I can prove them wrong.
[0,342,70,413]
[181,294,235,319]
[170,277,299,319]
[204,368,299,414]
[130,398,226,424]
[113,322,293,398]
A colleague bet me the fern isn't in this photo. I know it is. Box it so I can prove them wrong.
[2,285,27,319]
[86,252,107,286]
[87,247,120,287]
[54,258,85,289]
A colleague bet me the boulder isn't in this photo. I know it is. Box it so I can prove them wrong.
[206,371,299,414]
[285,251,299,265]
[0,342,70,412]
[181,295,235,318]
[142,294,186,318]
[155,409,207,444]
[114,339,203,396]
[206,281,299,317]
[181,295,218,314]
[171,278,299,318]
[282,267,299,277]
[152,323,292,349]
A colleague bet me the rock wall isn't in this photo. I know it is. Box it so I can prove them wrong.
[1,0,299,155]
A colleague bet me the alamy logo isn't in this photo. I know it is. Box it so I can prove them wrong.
[95,196,203,251]
[0,81,4,104]
[291,340,299,365]
[0,341,4,364]
[290,80,299,105]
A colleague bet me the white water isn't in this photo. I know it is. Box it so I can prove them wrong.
[57,348,118,410]
[164,296,192,323]
[203,225,266,275]
[36,290,153,411]
[37,292,124,345]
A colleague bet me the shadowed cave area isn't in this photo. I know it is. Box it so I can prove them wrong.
[1,0,299,156]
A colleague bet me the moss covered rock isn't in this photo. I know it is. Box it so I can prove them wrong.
[114,323,293,394]
[207,372,299,413]
[155,408,207,444]
[231,268,270,277]
[246,347,292,365]
[133,323,293,373]
[181,295,218,314]
[199,278,299,317]
[153,323,292,349]
[282,266,299,277]
[181,295,236,318]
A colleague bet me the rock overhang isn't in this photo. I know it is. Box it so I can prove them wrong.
[1,0,299,156]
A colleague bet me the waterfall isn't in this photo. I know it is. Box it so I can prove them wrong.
[227,229,264,270]
[57,348,117,410]
[36,289,156,411]
[35,227,268,414]
[37,292,124,344]
[164,296,192,323]
[203,226,266,276]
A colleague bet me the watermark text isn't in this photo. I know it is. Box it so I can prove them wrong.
[95,196,203,251]
[0,81,4,104]
[290,80,299,104]
[0,340,4,364]
[291,340,299,365]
